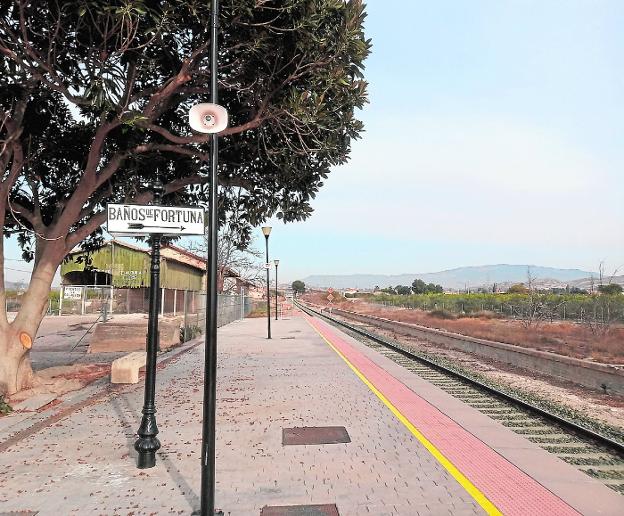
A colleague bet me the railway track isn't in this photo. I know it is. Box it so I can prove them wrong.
[296,301,624,495]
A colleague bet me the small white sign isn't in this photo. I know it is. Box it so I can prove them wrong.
[106,204,205,235]
[64,286,82,299]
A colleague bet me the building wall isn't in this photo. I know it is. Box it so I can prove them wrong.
[61,242,204,291]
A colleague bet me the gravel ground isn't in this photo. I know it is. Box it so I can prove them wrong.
[336,315,624,431]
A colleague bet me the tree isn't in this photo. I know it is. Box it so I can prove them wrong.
[411,279,427,294]
[0,1,370,395]
[426,282,443,293]
[395,285,411,295]
[411,279,442,294]
[185,223,263,294]
[292,280,305,295]
[507,284,528,294]
[598,284,623,295]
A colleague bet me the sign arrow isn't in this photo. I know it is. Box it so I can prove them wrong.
[128,223,187,231]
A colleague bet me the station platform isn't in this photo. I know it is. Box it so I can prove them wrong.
[1,309,623,515]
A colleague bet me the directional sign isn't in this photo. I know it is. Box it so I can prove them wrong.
[107,204,205,236]
[327,294,334,302]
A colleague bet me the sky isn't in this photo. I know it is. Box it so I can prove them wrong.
[4,1,624,286]
[265,0,624,282]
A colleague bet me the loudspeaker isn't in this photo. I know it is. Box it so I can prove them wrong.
[188,103,229,134]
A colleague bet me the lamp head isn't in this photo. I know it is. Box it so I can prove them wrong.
[261,226,272,237]
[274,259,280,266]
[188,103,229,134]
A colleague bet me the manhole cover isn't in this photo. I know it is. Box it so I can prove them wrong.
[282,426,350,446]
[260,504,339,515]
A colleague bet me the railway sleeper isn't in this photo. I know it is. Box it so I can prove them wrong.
[580,465,624,476]
[526,435,585,444]
[559,454,621,466]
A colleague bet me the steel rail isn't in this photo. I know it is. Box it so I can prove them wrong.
[295,300,624,455]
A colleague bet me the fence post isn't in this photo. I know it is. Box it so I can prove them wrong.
[240,287,244,320]
[183,290,189,341]
[81,286,86,315]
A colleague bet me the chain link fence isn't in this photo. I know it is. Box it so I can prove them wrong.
[374,294,624,324]
[5,287,263,343]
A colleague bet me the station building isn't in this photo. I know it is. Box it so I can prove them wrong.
[60,240,207,315]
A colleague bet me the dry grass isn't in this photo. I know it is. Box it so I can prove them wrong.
[303,293,624,364]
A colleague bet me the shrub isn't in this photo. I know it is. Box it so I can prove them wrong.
[428,309,457,320]
[0,395,12,415]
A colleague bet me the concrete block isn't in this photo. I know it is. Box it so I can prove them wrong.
[89,317,182,353]
[111,352,146,384]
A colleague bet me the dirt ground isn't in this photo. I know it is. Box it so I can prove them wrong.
[303,293,624,364]
[5,313,151,405]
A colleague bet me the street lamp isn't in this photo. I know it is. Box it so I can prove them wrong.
[188,0,228,513]
[274,259,279,321]
[262,226,272,338]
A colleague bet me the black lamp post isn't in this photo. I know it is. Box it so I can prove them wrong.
[262,226,271,338]
[134,180,164,469]
[196,1,222,514]
[274,259,279,321]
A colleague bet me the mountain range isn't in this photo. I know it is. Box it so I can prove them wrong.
[302,265,604,291]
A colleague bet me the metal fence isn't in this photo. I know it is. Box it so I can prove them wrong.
[181,293,261,342]
[5,287,263,344]
[374,296,624,324]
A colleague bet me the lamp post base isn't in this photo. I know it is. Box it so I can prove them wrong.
[136,449,157,469]
[134,412,161,469]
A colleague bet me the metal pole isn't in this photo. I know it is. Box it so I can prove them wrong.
[135,234,162,468]
[264,235,271,338]
[240,286,244,321]
[199,0,221,513]
[184,290,189,341]
[275,263,278,321]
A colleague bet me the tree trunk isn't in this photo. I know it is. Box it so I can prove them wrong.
[0,250,60,396]
[0,322,35,395]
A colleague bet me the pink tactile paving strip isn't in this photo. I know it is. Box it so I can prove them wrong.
[306,315,580,516]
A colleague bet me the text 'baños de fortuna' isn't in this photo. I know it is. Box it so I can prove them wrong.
[108,205,204,225]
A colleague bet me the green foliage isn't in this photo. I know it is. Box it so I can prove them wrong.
[598,284,623,295]
[411,279,443,294]
[292,280,306,294]
[181,325,202,342]
[395,285,412,295]
[1,0,371,254]
[376,292,624,323]
[0,395,12,415]
[507,284,529,294]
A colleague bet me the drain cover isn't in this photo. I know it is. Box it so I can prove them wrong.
[282,426,350,446]
[260,504,339,515]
